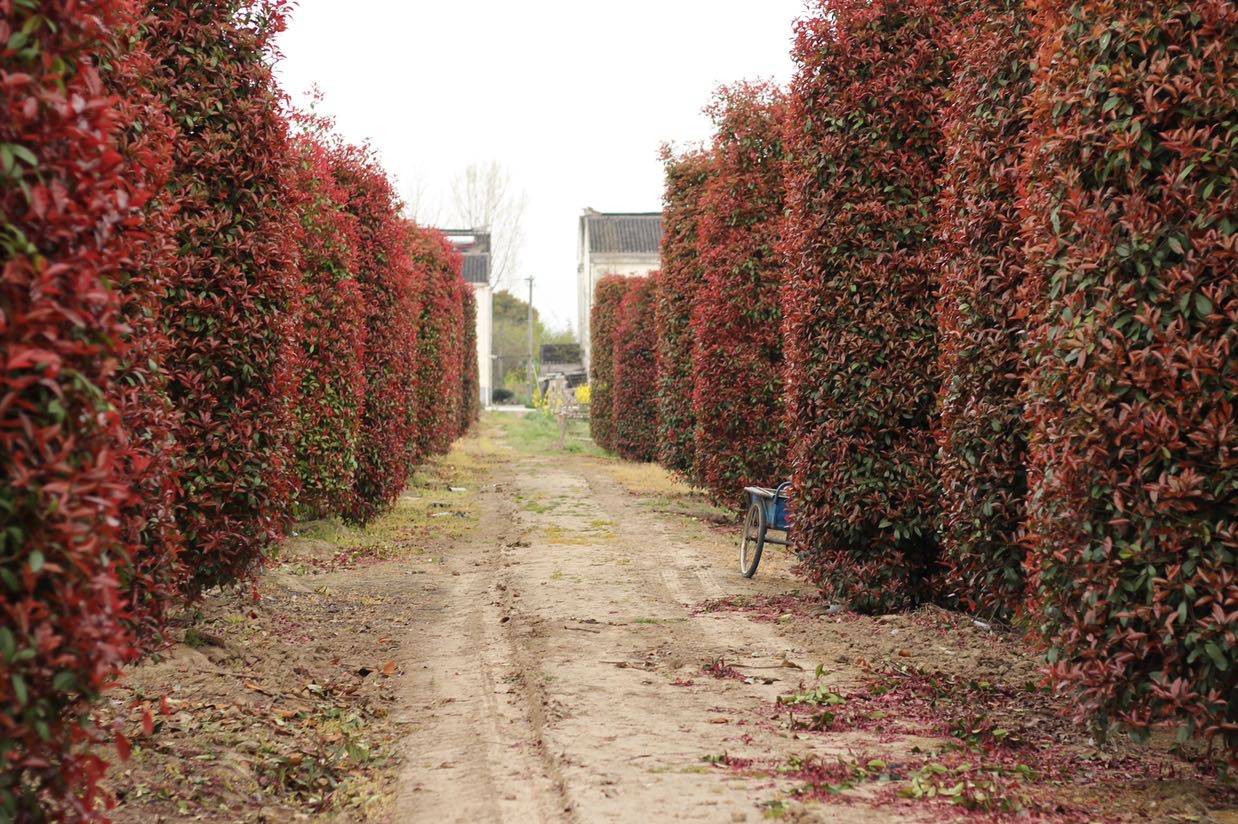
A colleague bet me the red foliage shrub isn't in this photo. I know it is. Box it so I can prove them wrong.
[612,275,659,462]
[691,84,787,504]
[589,275,629,452]
[933,0,1035,617]
[334,149,421,524]
[105,6,185,643]
[460,286,481,431]
[289,132,365,519]
[1020,0,1236,748]
[782,0,951,612]
[0,1,176,814]
[408,226,466,457]
[142,0,301,593]
[655,148,712,480]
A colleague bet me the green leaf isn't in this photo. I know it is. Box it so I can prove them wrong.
[28,551,44,573]
[9,144,36,167]
[1203,642,1228,671]
[11,675,27,707]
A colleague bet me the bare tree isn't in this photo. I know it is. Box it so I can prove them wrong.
[449,161,527,290]
[403,177,444,227]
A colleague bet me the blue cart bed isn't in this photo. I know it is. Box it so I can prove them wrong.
[739,482,791,577]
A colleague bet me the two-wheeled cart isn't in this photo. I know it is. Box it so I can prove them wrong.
[738,482,791,578]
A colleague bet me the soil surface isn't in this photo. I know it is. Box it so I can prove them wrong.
[102,412,1236,823]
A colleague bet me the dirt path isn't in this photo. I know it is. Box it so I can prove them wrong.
[391,416,857,823]
[104,413,1235,823]
[386,415,1234,824]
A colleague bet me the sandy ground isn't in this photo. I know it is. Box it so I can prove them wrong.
[387,415,1234,824]
[103,413,1236,823]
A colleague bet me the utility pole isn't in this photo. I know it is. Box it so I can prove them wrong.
[526,276,536,397]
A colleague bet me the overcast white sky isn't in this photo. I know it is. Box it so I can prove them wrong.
[278,1,807,334]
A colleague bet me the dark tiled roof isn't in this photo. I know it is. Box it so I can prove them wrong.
[586,213,662,255]
[462,253,490,284]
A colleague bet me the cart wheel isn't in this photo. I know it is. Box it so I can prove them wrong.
[739,501,767,578]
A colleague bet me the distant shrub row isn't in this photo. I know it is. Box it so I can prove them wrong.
[0,1,478,816]
[591,0,1235,758]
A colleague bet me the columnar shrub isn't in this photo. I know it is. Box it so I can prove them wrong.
[934,0,1035,617]
[782,0,951,612]
[334,149,421,524]
[142,0,301,593]
[0,1,173,814]
[655,148,712,480]
[460,286,481,430]
[105,6,185,643]
[1020,0,1236,747]
[692,84,787,504]
[409,226,465,457]
[589,275,629,452]
[612,276,659,462]
[289,133,365,519]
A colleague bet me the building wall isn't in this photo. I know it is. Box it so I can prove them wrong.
[473,282,493,406]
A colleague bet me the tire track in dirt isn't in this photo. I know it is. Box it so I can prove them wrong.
[474,445,898,822]
[395,421,944,823]
[393,476,572,823]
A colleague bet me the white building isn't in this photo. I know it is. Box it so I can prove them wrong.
[442,229,493,407]
[576,209,663,370]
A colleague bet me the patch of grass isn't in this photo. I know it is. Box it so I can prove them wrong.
[494,410,605,457]
[541,523,615,545]
[599,462,738,526]
[598,460,689,497]
[637,494,735,525]
[761,799,789,819]
[278,441,483,570]
[518,496,554,514]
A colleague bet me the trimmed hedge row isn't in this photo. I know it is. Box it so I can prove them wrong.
[1,3,171,814]
[654,148,711,480]
[410,227,467,458]
[1,2,478,815]
[106,24,186,658]
[612,275,659,462]
[460,286,482,432]
[1020,0,1236,747]
[604,0,1235,752]
[934,0,1035,618]
[143,0,303,595]
[334,147,423,525]
[589,275,630,453]
[782,0,950,613]
[290,131,366,520]
[691,84,787,504]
